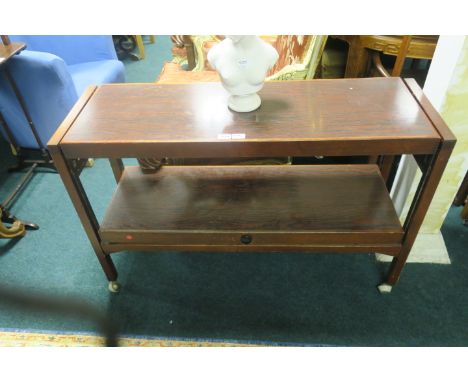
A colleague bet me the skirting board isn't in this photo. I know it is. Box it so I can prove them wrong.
[376,230,451,264]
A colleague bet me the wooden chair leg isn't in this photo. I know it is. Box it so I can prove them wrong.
[461,202,468,222]
[1,35,11,45]
[344,37,370,78]
[135,35,145,60]
[371,51,390,77]
[391,36,412,77]
[453,171,468,206]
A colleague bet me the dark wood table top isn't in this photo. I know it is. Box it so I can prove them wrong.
[0,42,26,66]
[54,78,443,158]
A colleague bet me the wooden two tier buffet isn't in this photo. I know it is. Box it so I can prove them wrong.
[48,78,456,293]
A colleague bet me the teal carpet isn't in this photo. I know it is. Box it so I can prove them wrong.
[1,36,467,346]
[121,35,173,82]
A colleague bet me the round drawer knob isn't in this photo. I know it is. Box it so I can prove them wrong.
[241,234,252,245]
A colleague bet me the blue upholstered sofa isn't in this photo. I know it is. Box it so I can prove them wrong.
[0,36,125,149]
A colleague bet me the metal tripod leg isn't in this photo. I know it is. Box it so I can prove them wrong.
[1,163,39,231]
[0,66,46,232]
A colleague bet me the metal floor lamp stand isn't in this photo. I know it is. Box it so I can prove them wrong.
[0,36,47,236]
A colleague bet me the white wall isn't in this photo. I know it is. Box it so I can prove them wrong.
[391,36,466,216]
[424,36,466,110]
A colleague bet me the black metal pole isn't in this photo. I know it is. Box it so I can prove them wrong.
[3,68,49,158]
[2,163,37,209]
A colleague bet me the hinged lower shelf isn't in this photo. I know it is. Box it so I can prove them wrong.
[99,165,403,253]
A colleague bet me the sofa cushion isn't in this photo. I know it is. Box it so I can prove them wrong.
[68,60,125,95]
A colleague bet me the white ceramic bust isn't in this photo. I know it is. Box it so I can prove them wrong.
[207,35,279,112]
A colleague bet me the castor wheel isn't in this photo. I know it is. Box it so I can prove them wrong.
[86,158,95,167]
[108,281,121,293]
[24,221,39,230]
[377,283,393,294]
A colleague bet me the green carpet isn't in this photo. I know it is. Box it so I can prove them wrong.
[0,36,467,346]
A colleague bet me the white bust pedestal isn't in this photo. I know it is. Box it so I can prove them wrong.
[207,35,278,112]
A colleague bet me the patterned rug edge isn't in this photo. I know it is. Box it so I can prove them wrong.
[0,328,265,347]
[0,328,333,347]
[0,329,258,347]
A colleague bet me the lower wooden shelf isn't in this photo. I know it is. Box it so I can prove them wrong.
[99,165,403,254]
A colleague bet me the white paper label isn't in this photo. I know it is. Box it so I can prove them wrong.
[217,133,246,140]
[231,134,246,139]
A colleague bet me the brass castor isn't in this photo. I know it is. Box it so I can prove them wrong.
[86,158,95,167]
[377,283,393,294]
[108,281,121,293]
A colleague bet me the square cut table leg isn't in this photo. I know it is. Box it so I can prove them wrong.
[385,143,454,286]
[49,148,118,282]
[382,78,458,288]
[109,159,124,183]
